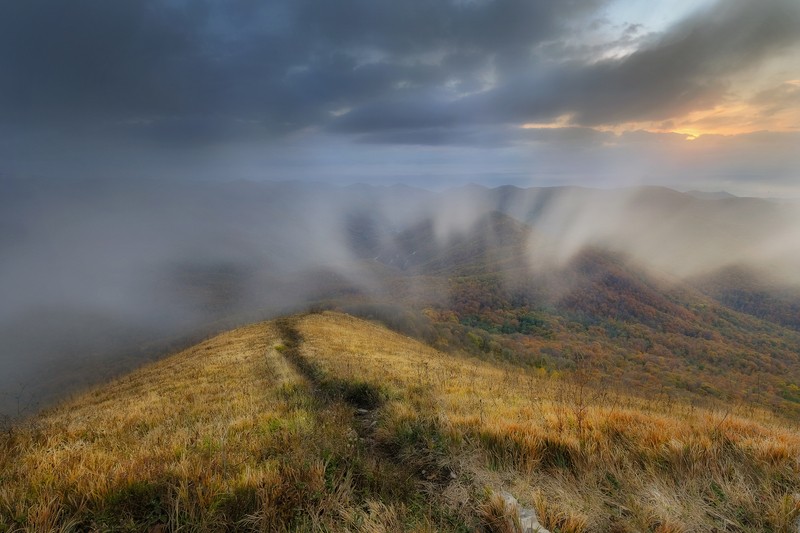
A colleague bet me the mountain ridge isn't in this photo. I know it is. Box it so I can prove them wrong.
[3,311,799,531]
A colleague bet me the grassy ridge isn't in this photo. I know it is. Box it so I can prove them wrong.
[2,312,800,531]
[297,312,800,531]
[0,320,459,531]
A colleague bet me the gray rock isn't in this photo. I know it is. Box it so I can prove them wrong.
[499,490,551,533]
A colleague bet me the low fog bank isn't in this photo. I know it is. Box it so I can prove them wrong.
[0,179,431,415]
[2,178,799,416]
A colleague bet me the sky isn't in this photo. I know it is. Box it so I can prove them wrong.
[1,0,799,196]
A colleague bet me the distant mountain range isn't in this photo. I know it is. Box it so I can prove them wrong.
[685,190,738,200]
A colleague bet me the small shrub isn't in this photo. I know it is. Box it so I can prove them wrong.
[212,486,259,524]
[99,481,168,528]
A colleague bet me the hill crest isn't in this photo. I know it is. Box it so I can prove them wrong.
[3,311,800,531]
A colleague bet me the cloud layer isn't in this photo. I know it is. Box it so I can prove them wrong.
[0,0,798,192]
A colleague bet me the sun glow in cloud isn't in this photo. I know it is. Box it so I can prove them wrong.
[657,96,800,139]
[520,115,575,130]
[522,78,800,142]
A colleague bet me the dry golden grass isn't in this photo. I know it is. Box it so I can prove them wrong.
[2,311,800,532]
[0,319,454,531]
[1,322,313,530]
[297,312,800,532]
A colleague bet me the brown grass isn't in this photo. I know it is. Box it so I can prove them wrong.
[2,311,800,531]
[297,312,800,532]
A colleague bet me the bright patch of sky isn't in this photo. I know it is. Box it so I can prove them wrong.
[604,0,717,33]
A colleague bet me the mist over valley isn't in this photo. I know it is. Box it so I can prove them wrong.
[3,178,800,416]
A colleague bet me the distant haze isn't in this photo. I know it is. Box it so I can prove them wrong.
[2,178,799,415]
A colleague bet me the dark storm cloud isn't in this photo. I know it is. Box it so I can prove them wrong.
[353,125,520,147]
[331,0,800,136]
[520,126,615,145]
[558,0,800,126]
[0,2,203,120]
[0,0,605,146]
[750,82,800,118]
[294,0,605,58]
[1,0,798,149]
[522,0,794,126]
[328,0,800,144]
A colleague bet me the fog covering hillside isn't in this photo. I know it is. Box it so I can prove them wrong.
[2,177,800,416]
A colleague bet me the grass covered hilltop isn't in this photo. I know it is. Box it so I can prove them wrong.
[2,311,800,531]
